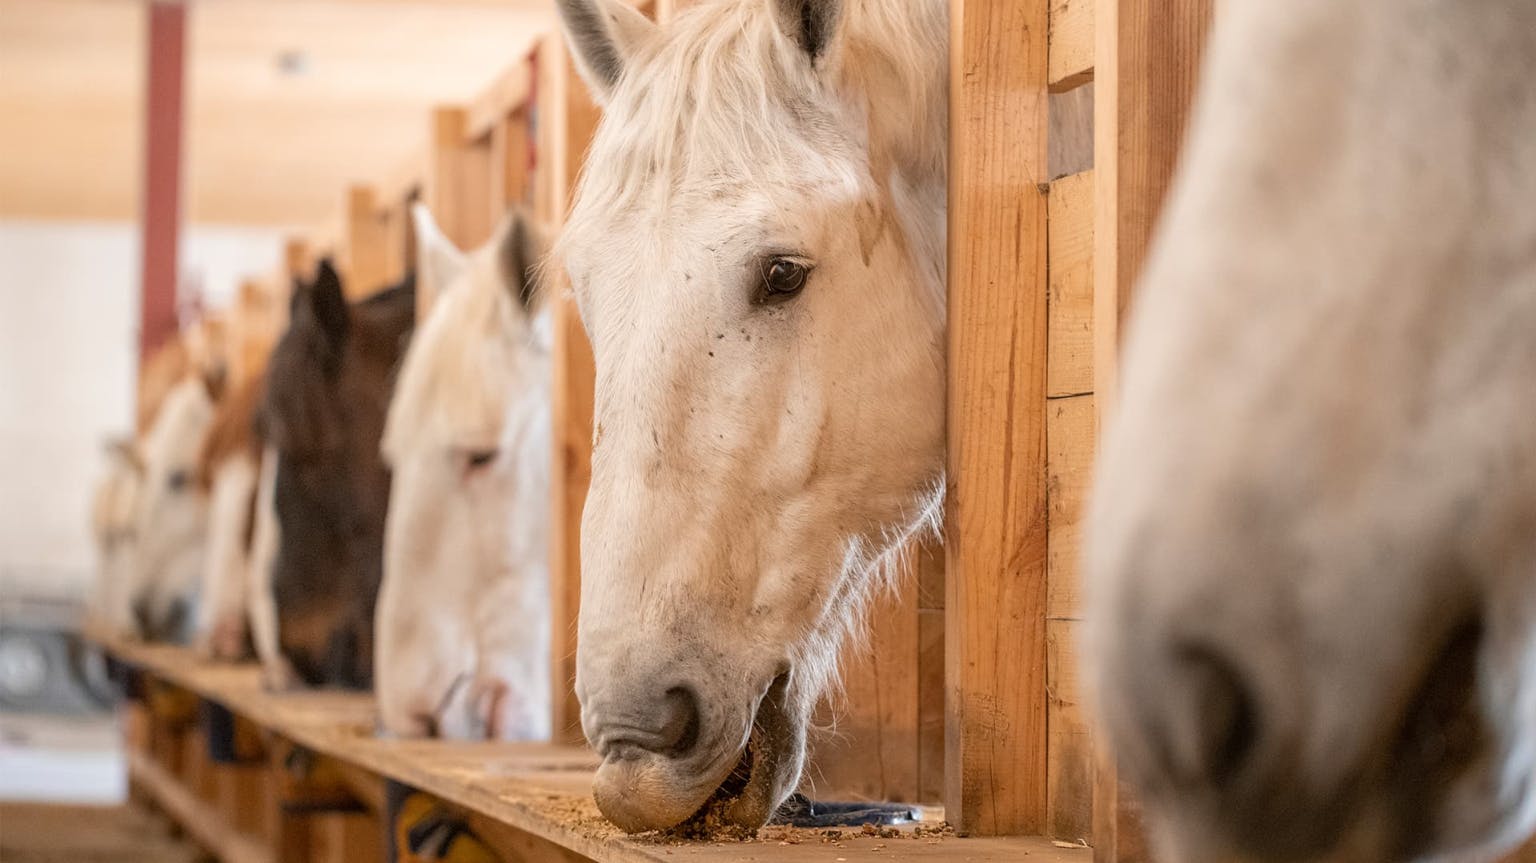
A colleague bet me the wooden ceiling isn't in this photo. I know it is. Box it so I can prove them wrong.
[0,0,555,227]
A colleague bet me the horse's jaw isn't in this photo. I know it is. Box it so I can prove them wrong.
[592,671,805,834]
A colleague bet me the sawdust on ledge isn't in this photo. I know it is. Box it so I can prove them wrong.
[506,788,958,849]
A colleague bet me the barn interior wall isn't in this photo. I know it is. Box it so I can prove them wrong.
[0,219,284,600]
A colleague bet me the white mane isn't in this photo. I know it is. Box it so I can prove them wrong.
[561,0,947,250]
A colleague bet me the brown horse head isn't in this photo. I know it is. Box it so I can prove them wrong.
[260,260,414,689]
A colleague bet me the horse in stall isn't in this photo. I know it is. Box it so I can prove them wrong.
[1085,2,1536,861]
[90,438,145,637]
[192,370,267,661]
[126,364,224,642]
[257,260,414,689]
[374,204,551,741]
[552,0,947,831]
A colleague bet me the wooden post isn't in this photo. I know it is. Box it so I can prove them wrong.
[946,0,1052,837]
[1092,1,1214,860]
[343,185,389,298]
[537,34,602,746]
[138,0,187,361]
[491,109,532,212]
[422,106,496,315]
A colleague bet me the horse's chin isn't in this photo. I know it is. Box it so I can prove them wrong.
[593,672,803,834]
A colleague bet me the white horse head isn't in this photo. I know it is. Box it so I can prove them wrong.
[376,203,552,741]
[130,375,217,642]
[91,438,144,636]
[1086,2,1536,861]
[554,0,947,832]
[192,372,266,661]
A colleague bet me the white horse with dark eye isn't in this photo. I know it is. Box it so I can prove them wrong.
[375,204,552,741]
[1086,2,1536,862]
[129,376,218,642]
[553,0,947,833]
[90,439,145,637]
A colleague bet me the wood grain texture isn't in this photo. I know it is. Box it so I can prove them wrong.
[1047,171,1094,399]
[538,34,603,746]
[1049,0,1094,92]
[1092,1,1214,860]
[1046,395,1094,842]
[946,0,1052,838]
[1093,0,1214,411]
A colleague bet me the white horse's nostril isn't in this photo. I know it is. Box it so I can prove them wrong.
[656,686,701,757]
[1170,644,1259,787]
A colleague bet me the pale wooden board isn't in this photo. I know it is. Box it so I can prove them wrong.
[1049,0,1094,92]
[947,0,1051,837]
[1045,395,1094,622]
[539,34,603,747]
[1047,171,1095,399]
[1092,2,1215,860]
[94,632,1090,863]
[1045,395,1094,842]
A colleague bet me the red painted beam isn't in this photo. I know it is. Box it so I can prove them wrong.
[139,1,187,360]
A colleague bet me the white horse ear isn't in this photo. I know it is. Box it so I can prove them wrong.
[411,203,469,307]
[489,207,548,313]
[554,0,658,104]
[769,0,845,65]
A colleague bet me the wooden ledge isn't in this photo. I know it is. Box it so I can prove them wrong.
[91,630,1090,862]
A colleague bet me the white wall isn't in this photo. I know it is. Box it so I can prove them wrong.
[0,219,284,599]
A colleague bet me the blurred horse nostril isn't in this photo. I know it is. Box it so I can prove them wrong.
[1176,644,1259,786]
[657,687,700,757]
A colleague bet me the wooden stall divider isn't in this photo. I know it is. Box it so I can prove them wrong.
[538,33,602,747]
[1091,1,1214,860]
[343,185,390,298]
[946,0,1052,837]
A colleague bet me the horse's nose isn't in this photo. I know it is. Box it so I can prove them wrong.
[1150,644,1261,788]
[591,686,701,760]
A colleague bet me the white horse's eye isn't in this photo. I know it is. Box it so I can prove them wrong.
[461,449,499,473]
[167,469,192,493]
[757,257,810,304]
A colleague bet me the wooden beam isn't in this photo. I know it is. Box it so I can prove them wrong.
[946,0,1052,837]
[343,185,389,298]
[1049,0,1094,93]
[491,108,533,212]
[1092,1,1214,860]
[538,34,603,747]
[138,0,187,361]
[1092,0,1213,411]
[466,59,534,143]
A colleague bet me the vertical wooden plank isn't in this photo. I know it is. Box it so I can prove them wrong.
[458,135,496,247]
[947,0,1051,838]
[538,34,602,746]
[808,576,921,802]
[1092,0,1213,412]
[914,541,946,805]
[426,107,469,248]
[492,109,532,210]
[1093,2,1213,861]
[1046,393,1095,841]
[139,0,186,361]
[343,185,389,299]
